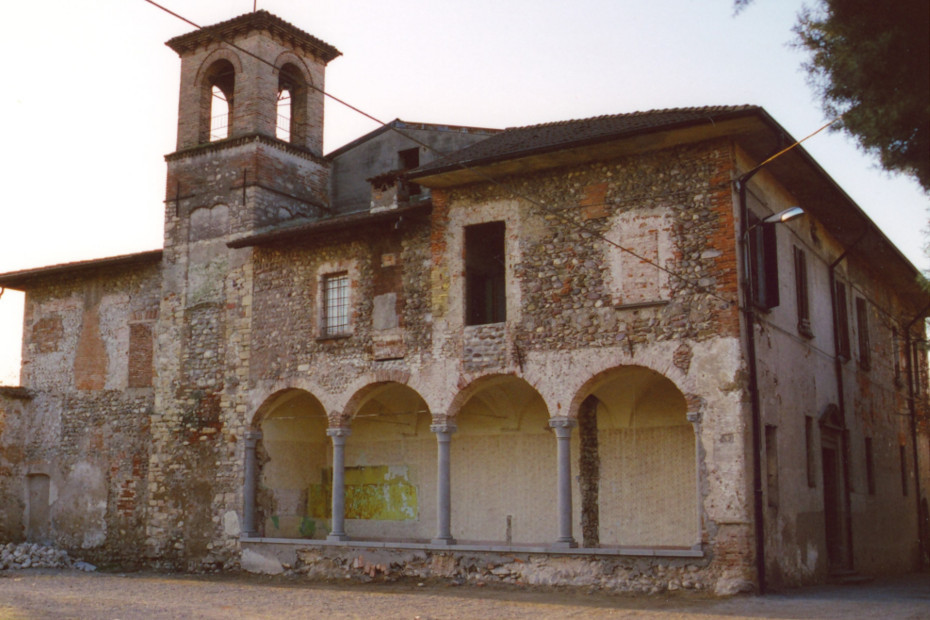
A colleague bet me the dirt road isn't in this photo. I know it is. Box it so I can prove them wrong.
[0,569,928,619]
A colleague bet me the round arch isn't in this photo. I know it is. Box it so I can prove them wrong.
[339,381,433,540]
[571,365,697,548]
[449,373,555,545]
[251,388,329,539]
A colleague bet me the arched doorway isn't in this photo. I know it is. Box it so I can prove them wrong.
[451,375,553,544]
[252,389,328,539]
[574,366,696,547]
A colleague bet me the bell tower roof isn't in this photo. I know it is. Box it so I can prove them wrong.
[166,10,341,63]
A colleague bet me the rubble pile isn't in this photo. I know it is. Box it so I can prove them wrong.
[0,542,95,571]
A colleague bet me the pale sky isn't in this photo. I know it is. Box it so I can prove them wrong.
[0,0,927,384]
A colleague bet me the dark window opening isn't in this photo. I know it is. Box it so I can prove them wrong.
[893,327,902,386]
[399,147,421,197]
[805,416,816,488]
[856,296,871,370]
[794,246,813,338]
[864,437,875,495]
[834,280,851,360]
[465,221,506,326]
[748,215,780,311]
[765,424,779,509]
[900,444,908,496]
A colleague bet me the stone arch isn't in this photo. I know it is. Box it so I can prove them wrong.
[337,381,433,540]
[251,388,329,539]
[273,52,315,148]
[449,373,555,545]
[571,365,697,548]
[195,53,241,143]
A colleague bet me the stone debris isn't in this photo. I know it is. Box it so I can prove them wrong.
[0,542,91,571]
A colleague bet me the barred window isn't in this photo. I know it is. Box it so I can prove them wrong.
[323,272,350,336]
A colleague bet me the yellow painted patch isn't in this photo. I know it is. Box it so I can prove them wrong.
[306,466,418,521]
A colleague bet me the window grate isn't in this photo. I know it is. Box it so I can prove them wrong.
[323,273,350,336]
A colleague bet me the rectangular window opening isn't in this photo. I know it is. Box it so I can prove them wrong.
[834,280,851,360]
[399,147,421,196]
[322,272,350,337]
[465,221,506,326]
[794,246,813,338]
[805,416,816,488]
[856,296,871,370]
[864,437,875,495]
[748,216,780,311]
[900,444,908,497]
[765,424,779,509]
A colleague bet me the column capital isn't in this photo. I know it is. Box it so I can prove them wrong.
[244,430,262,447]
[430,423,458,435]
[548,416,577,432]
[326,427,352,439]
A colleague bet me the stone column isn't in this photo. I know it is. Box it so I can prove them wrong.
[550,417,578,548]
[327,427,351,541]
[430,422,457,545]
[242,430,262,538]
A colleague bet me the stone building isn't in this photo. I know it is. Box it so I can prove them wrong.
[0,11,927,593]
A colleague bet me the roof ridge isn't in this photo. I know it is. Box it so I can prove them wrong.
[503,105,758,132]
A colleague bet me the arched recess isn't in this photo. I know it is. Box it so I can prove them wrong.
[450,374,554,545]
[342,382,433,541]
[573,365,696,547]
[252,388,329,539]
[199,58,236,143]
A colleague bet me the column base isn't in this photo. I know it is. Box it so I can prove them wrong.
[327,533,350,542]
[431,537,456,546]
[551,539,578,549]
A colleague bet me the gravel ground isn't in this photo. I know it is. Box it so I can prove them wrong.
[0,569,928,619]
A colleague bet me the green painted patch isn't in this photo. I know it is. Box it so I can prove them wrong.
[306,466,417,521]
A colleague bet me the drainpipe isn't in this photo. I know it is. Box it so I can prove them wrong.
[735,170,767,594]
[905,305,929,567]
[828,248,856,570]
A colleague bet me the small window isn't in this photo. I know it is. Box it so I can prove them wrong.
[892,327,902,386]
[794,246,813,338]
[465,221,506,326]
[748,216,779,311]
[856,296,871,370]
[322,272,350,337]
[805,416,816,488]
[864,437,875,495]
[900,444,908,496]
[765,424,779,509]
[399,147,421,197]
[834,280,851,360]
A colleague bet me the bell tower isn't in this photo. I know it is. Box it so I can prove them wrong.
[145,13,340,561]
[163,10,341,243]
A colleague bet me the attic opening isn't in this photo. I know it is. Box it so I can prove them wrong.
[398,147,421,197]
[465,221,506,326]
[201,59,235,143]
[277,63,307,144]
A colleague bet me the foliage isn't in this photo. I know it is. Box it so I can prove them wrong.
[739,0,930,191]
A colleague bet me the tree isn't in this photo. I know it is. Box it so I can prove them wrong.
[738,0,930,192]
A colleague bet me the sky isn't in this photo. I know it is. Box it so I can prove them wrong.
[0,0,927,384]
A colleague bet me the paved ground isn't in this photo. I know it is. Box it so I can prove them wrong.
[0,569,928,619]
